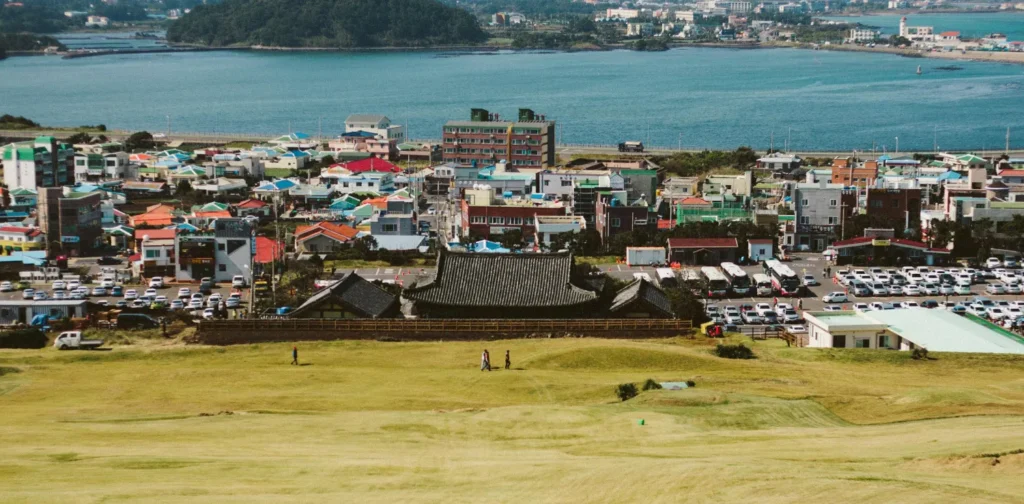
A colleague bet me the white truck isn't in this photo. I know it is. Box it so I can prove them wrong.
[53,331,104,350]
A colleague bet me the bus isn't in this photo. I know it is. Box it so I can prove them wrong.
[700,266,730,298]
[655,268,678,289]
[764,259,801,296]
[720,262,751,296]
[618,141,644,153]
[752,273,773,297]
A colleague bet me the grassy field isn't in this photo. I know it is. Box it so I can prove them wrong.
[1,335,1023,503]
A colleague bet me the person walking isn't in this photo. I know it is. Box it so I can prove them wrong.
[797,298,803,310]
[504,350,511,370]
[291,346,298,365]
[481,350,491,371]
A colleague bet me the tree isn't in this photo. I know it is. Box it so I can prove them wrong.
[352,235,378,259]
[176,180,193,196]
[973,218,995,260]
[498,229,525,252]
[566,15,596,34]
[665,287,710,324]
[66,132,92,144]
[1004,214,1024,253]
[125,131,155,151]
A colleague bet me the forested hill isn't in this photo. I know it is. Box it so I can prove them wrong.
[167,0,488,48]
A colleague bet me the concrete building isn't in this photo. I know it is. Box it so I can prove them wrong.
[791,181,857,251]
[343,114,406,142]
[830,158,878,188]
[605,7,640,19]
[0,226,44,251]
[442,108,556,168]
[865,188,923,231]
[73,152,129,182]
[322,171,395,195]
[847,28,880,42]
[2,137,74,190]
[534,215,586,249]
[627,22,655,37]
[461,186,567,241]
[369,197,417,237]
[756,152,802,172]
[703,171,753,197]
[37,187,103,257]
[174,219,254,283]
[805,309,1024,354]
[899,16,934,42]
[137,228,177,279]
[595,191,654,242]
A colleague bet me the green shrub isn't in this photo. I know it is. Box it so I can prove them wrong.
[616,382,638,401]
[641,378,662,391]
[686,380,696,388]
[911,347,929,360]
[714,343,755,360]
[0,328,48,349]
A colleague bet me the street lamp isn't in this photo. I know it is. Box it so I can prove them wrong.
[895,136,899,155]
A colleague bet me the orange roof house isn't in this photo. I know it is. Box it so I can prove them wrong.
[294,221,360,254]
[129,204,178,227]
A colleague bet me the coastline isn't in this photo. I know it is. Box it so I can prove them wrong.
[777,42,1024,66]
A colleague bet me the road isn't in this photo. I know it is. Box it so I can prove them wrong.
[4,128,1023,158]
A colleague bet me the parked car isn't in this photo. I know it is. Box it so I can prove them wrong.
[231,275,247,288]
[902,285,921,296]
[741,310,761,324]
[1005,282,1022,294]
[111,286,123,297]
[91,287,107,296]
[149,277,164,289]
[775,303,793,317]
[822,292,848,303]
[177,287,191,299]
[225,297,241,309]
[199,277,215,294]
[22,288,35,299]
[724,307,743,325]
[53,331,104,350]
[115,300,128,308]
[986,257,1003,269]
[852,302,870,311]
[823,305,843,312]
[1004,258,1019,268]
[986,283,1006,295]
[802,275,819,287]
[954,284,972,295]
[170,299,184,310]
[869,283,889,296]
[754,303,773,317]
[851,282,872,297]
[51,280,66,290]
[124,289,138,300]
[203,308,216,320]
[967,304,989,317]
[781,309,801,323]
[100,279,115,288]
[899,301,920,309]
[144,288,158,298]
[97,256,122,265]
[33,291,47,300]
[988,307,1010,320]
[939,284,956,296]
[116,313,160,330]
[0,281,12,292]
[920,300,939,309]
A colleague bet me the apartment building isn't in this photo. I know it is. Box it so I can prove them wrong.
[830,158,878,188]
[175,218,254,283]
[790,181,857,251]
[460,186,566,240]
[2,136,74,190]
[73,152,129,182]
[343,114,406,141]
[442,108,556,168]
[865,188,923,231]
[37,187,103,257]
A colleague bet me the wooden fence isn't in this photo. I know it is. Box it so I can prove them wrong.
[193,318,693,345]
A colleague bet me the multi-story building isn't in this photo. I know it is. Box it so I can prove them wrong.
[605,8,640,19]
[73,152,129,182]
[594,191,655,242]
[37,187,103,257]
[0,226,45,251]
[847,28,880,42]
[2,137,74,190]
[442,108,556,168]
[534,215,586,249]
[831,158,878,188]
[321,170,396,195]
[461,186,566,241]
[369,197,417,236]
[865,188,923,231]
[343,114,406,142]
[790,181,857,251]
[627,22,655,37]
[704,171,754,197]
[175,219,254,283]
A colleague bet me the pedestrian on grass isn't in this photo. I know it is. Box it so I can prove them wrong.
[505,350,511,370]
[481,350,491,371]
[291,346,298,365]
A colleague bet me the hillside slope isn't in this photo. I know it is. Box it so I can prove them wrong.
[167,0,488,48]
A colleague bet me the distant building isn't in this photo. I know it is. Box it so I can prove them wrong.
[286,273,400,319]
[491,11,525,25]
[37,187,103,257]
[627,22,655,37]
[442,108,556,168]
[85,15,109,27]
[0,226,44,251]
[605,8,640,19]
[847,28,879,42]
[791,181,857,251]
[830,157,878,188]
[899,16,934,41]
[73,152,128,182]
[2,137,74,189]
[343,114,406,142]
[175,218,254,283]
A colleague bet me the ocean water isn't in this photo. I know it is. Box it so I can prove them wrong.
[1,45,1023,151]
[822,12,1024,40]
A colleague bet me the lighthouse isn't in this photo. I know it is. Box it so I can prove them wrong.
[899,16,907,37]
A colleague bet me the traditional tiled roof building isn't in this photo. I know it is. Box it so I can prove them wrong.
[404,251,598,318]
[608,278,674,318]
[287,273,399,319]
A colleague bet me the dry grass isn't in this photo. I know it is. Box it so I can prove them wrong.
[1,336,1023,503]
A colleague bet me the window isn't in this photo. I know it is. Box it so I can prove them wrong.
[218,264,226,272]
[611,218,621,228]
[489,216,504,225]
[871,200,882,208]
[828,217,838,225]
[544,180,550,186]
[508,217,523,225]
[829,199,837,207]
[469,216,484,224]
[217,243,226,251]
[800,199,808,206]
[878,335,891,348]
[855,338,870,348]
[799,216,809,225]
[145,249,160,258]
[381,224,398,233]
[833,335,847,348]
[561,180,571,187]
[891,200,900,208]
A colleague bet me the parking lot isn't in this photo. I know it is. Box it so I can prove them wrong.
[0,279,251,314]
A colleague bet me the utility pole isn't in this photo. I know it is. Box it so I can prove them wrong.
[1007,127,1011,154]
[787,127,792,153]
[895,136,899,155]
[677,132,682,151]
[166,115,171,137]
[933,126,937,153]
[271,195,280,306]
[770,130,774,153]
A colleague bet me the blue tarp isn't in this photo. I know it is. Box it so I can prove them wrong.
[472,240,510,253]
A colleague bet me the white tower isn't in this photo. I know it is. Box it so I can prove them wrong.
[899,16,907,37]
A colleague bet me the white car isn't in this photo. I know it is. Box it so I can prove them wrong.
[899,301,920,309]
[985,283,1006,295]
[986,257,1003,269]
[706,305,720,317]
[802,275,819,287]
[149,277,164,288]
[755,303,774,317]
[91,286,107,296]
[775,303,793,317]
[51,280,66,290]
[232,275,247,288]
[22,288,35,299]
[203,308,216,319]
[190,293,204,303]
[988,307,1009,320]
[124,289,138,300]
[1005,307,1023,319]
[954,284,971,295]
[0,281,12,292]
[780,309,801,323]
[189,299,204,309]
[955,275,972,287]
[906,272,924,285]
[724,307,743,325]
[66,280,81,290]
[100,279,115,288]
[902,285,921,296]
[144,288,158,298]
[178,287,191,299]
[822,292,848,303]
[852,302,870,311]
[170,299,184,310]
[939,284,956,295]
[870,302,895,311]
[967,304,989,317]
[869,283,889,296]
[823,305,843,311]
[787,325,807,333]
[873,273,892,284]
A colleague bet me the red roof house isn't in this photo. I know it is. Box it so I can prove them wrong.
[337,158,402,174]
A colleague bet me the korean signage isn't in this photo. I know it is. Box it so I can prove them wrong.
[61,236,80,243]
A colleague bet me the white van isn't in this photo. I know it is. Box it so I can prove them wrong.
[752,273,772,296]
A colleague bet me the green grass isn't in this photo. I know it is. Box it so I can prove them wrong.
[323,258,431,269]
[575,255,621,267]
[1,337,1023,502]
[264,168,296,178]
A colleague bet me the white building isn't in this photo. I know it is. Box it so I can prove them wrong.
[344,114,406,142]
[174,219,254,283]
[605,8,640,19]
[323,171,395,195]
[847,28,880,43]
[535,215,586,248]
[2,137,74,190]
[899,16,934,41]
[627,22,655,37]
[85,15,109,27]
